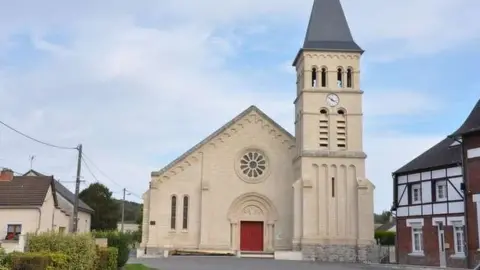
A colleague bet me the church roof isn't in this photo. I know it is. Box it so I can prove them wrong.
[293,0,362,66]
[451,99,480,137]
[152,105,295,177]
[303,0,362,52]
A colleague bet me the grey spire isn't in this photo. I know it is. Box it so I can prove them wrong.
[302,0,362,52]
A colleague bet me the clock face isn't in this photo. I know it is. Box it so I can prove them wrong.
[326,94,339,107]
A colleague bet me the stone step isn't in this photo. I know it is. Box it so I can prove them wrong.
[240,251,275,259]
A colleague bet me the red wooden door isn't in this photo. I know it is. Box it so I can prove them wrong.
[240,221,264,251]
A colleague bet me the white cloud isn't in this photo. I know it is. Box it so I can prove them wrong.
[0,0,475,213]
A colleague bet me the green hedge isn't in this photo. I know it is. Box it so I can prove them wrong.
[9,251,69,270]
[374,231,396,245]
[95,246,118,270]
[92,230,132,268]
[26,231,97,270]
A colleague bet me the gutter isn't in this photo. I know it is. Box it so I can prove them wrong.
[0,206,42,234]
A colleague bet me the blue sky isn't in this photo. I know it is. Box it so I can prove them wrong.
[0,0,479,213]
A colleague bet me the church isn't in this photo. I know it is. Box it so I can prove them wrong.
[141,0,376,262]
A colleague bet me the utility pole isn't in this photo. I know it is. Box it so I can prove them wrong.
[121,188,126,232]
[72,144,83,233]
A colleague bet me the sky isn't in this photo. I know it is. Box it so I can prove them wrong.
[0,0,479,213]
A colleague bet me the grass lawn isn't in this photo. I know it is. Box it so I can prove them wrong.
[124,263,156,270]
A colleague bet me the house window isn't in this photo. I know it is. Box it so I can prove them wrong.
[411,226,423,253]
[6,224,22,240]
[412,184,421,203]
[170,195,177,230]
[453,222,465,255]
[436,180,447,201]
[182,196,189,230]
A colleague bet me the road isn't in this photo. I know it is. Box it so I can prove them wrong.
[128,256,396,270]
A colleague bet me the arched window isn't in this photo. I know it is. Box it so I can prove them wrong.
[346,68,353,88]
[170,195,177,230]
[321,68,327,87]
[311,67,317,87]
[337,68,343,88]
[182,196,189,230]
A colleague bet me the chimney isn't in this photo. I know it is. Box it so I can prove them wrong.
[0,168,14,181]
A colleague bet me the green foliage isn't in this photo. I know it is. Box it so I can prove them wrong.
[9,252,69,270]
[80,183,120,230]
[95,247,118,270]
[0,247,6,267]
[26,231,97,270]
[92,230,132,268]
[374,231,396,245]
[113,199,142,222]
[125,264,151,270]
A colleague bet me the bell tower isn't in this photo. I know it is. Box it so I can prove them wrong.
[292,0,375,262]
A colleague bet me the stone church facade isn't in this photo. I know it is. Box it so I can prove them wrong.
[141,0,375,262]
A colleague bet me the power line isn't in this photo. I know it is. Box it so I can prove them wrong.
[81,156,100,183]
[82,152,125,189]
[0,120,77,150]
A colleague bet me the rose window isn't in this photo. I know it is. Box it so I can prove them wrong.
[239,151,267,178]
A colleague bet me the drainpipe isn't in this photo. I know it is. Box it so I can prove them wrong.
[450,135,470,268]
[0,206,42,233]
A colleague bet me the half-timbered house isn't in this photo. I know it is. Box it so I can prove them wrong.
[392,99,480,268]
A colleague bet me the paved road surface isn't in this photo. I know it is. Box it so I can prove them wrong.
[128,256,395,270]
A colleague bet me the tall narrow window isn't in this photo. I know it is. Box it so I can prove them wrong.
[170,195,177,230]
[182,196,189,230]
[337,68,343,88]
[411,226,423,253]
[321,68,327,87]
[319,109,329,148]
[332,177,335,197]
[346,68,353,88]
[453,222,465,255]
[336,109,346,149]
[311,67,317,87]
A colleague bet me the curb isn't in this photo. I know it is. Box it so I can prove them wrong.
[367,263,466,270]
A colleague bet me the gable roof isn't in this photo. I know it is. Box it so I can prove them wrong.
[302,0,362,52]
[451,99,480,137]
[151,105,295,177]
[375,219,396,232]
[0,175,58,207]
[23,169,94,213]
[393,137,462,175]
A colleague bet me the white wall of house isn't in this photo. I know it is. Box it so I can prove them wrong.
[55,192,92,232]
[0,187,70,242]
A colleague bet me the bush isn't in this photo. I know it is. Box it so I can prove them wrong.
[9,252,69,270]
[26,231,97,270]
[374,231,396,245]
[92,230,132,268]
[95,247,118,270]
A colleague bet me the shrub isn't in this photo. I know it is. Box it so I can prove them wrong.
[95,246,118,270]
[26,231,97,270]
[0,247,6,266]
[92,230,132,267]
[374,231,396,245]
[9,252,69,270]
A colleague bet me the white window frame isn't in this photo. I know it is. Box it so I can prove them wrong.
[452,221,465,257]
[412,184,422,203]
[411,224,424,254]
[436,180,447,201]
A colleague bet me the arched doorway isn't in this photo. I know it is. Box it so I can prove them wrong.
[227,192,278,252]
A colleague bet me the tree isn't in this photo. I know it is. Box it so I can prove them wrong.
[79,183,120,230]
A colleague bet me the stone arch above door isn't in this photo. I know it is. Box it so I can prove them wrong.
[227,192,278,223]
